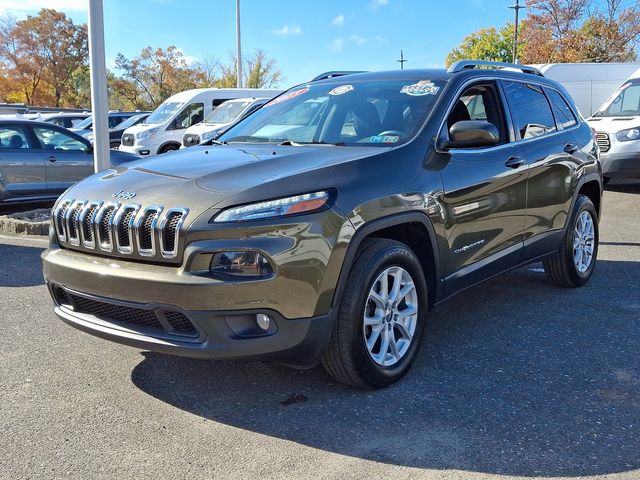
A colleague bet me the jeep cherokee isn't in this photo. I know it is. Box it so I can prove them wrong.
[42,61,602,389]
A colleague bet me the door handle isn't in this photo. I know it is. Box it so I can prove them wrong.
[505,156,526,169]
[564,143,578,154]
[47,155,57,163]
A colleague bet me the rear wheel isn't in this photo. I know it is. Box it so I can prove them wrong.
[543,195,598,287]
[322,239,428,389]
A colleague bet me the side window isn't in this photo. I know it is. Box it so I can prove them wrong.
[444,83,507,146]
[108,116,123,129]
[546,89,577,129]
[70,118,85,127]
[33,127,87,151]
[212,99,227,108]
[0,125,30,149]
[503,81,557,139]
[174,102,204,129]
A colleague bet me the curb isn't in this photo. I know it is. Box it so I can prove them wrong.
[0,210,50,236]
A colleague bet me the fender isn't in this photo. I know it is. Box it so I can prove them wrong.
[156,141,181,154]
[331,211,443,310]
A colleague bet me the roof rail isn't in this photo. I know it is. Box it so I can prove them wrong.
[448,60,544,77]
[309,71,366,82]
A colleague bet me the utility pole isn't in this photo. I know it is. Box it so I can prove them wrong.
[396,50,407,70]
[88,0,110,172]
[236,0,242,88]
[509,0,525,63]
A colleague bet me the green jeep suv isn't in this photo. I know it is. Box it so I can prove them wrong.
[42,61,602,389]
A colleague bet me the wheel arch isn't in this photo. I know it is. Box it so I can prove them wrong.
[577,178,602,217]
[332,212,442,311]
[157,141,181,154]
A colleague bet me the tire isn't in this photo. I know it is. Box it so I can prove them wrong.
[542,195,598,287]
[321,238,428,389]
[158,144,179,154]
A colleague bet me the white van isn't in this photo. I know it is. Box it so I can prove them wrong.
[120,88,282,156]
[587,67,640,182]
[181,97,276,147]
[532,63,639,117]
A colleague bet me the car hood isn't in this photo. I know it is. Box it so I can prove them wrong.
[587,116,640,132]
[63,143,391,224]
[185,123,226,135]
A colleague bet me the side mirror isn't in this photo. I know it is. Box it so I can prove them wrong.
[440,120,500,149]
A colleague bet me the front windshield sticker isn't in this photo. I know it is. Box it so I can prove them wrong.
[400,80,439,96]
[266,88,309,106]
[329,85,354,96]
[369,135,400,143]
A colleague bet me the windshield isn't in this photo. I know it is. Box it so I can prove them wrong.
[74,116,93,130]
[116,114,147,130]
[145,101,183,125]
[594,80,640,117]
[205,100,252,124]
[217,79,445,146]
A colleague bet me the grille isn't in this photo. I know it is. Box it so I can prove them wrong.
[596,132,610,153]
[53,286,199,339]
[54,199,187,262]
[182,133,201,147]
[121,133,134,147]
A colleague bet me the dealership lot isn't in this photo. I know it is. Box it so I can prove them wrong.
[1,182,639,480]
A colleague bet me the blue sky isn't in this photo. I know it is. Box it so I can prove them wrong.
[2,0,514,86]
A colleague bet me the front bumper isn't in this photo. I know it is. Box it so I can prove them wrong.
[48,283,334,366]
[600,151,640,178]
[119,144,154,156]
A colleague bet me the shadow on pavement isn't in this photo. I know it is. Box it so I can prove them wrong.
[131,259,640,477]
[605,179,640,194]
[0,243,46,287]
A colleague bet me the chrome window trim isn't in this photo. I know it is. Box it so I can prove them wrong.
[113,203,141,254]
[159,208,189,259]
[134,206,164,257]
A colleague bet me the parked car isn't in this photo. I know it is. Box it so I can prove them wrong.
[36,112,91,129]
[0,119,138,204]
[182,97,272,147]
[84,113,150,149]
[119,88,283,156]
[42,62,602,389]
[71,111,148,138]
[588,66,640,183]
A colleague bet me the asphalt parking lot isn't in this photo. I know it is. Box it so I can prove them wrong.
[1,182,639,480]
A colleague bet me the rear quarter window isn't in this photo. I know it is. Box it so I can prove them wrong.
[546,89,577,129]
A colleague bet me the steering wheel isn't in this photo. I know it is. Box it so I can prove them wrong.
[376,130,404,137]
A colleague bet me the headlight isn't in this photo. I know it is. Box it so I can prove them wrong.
[212,191,331,223]
[136,128,158,141]
[616,128,640,142]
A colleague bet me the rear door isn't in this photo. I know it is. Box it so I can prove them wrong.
[31,124,93,194]
[0,123,47,197]
[501,81,582,257]
[438,81,528,294]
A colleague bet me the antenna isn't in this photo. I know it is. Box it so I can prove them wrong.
[396,50,407,70]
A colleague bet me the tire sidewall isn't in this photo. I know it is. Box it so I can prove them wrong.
[565,196,599,285]
[347,243,428,387]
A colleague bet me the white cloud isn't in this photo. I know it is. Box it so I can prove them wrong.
[367,0,389,9]
[349,34,366,46]
[332,14,344,26]
[175,47,199,66]
[330,37,345,52]
[0,0,86,14]
[375,35,388,43]
[271,25,302,35]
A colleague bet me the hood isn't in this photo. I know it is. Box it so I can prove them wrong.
[185,123,226,135]
[123,123,158,135]
[63,143,391,224]
[587,116,640,133]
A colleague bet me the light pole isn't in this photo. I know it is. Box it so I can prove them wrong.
[396,50,407,70]
[509,0,525,63]
[236,0,242,88]
[88,0,110,172]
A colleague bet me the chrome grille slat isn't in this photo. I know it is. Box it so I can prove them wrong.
[596,132,610,153]
[54,199,187,262]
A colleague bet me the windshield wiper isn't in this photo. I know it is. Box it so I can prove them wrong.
[201,139,227,146]
[278,140,345,146]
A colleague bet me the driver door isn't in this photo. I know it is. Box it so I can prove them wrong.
[31,125,93,194]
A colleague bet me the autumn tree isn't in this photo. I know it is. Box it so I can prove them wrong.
[445,23,519,67]
[0,9,88,107]
[521,0,640,62]
[198,49,283,88]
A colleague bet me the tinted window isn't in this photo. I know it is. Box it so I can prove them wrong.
[174,102,204,129]
[108,116,125,129]
[546,89,577,128]
[0,125,30,149]
[33,127,87,151]
[504,81,556,139]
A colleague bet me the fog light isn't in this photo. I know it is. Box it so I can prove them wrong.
[256,313,271,331]
[139,149,150,155]
[209,251,274,280]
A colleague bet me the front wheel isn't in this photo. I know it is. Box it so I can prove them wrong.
[322,239,428,389]
[543,195,599,287]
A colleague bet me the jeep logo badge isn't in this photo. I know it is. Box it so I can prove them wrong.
[112,190,137,200]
